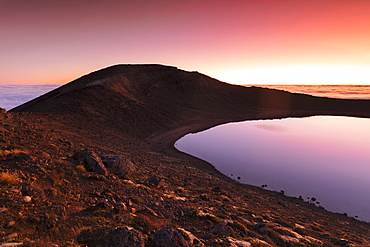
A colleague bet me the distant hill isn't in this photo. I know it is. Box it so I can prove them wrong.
[12,64,370,138]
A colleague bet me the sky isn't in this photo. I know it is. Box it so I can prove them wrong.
[2,0,370,85]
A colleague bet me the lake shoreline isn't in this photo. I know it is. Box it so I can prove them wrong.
[173,115,370,222]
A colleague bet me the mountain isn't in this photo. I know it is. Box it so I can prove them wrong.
[13,64,370,138]
[2,64,370,246]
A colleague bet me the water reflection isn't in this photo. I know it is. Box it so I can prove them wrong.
[175,116,370,222]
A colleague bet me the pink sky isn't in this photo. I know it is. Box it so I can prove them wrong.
[2,0,370,85]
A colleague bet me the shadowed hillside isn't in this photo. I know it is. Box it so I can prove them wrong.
[13,64,370,138]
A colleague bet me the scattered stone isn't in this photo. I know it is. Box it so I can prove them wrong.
[153,226,192,247]
[211,186,221,193]
[210,224,232,236]
[301,236,323,245]
[114,202,128,212]
[280,235,300,245]
[100,155,135,178]
[178,228,205,246]
[104,226,145,247]
[294,223,305,230]
[249,239,272,246]
[0,243,23,247]
[0,207,8,213]
[332,237,353,247]
[73,149,108,176]
[23,196,32,203]
[9,187,21,193]
[5,220,16,228]
[199,194,209,201]
[227,237,252,247]
[145,175,166,188]
[122,179,136,186]
[138,206,160,217]
[1,233,18,242]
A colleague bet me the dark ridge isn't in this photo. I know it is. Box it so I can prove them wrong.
[12,64,370,139]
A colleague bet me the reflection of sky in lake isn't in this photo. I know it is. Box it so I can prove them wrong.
[175,116,370,222]
[0,85,59,110]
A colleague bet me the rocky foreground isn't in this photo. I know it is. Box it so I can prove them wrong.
[1,65,370,246]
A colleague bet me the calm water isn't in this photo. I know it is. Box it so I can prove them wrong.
[0,85,60,110]
[176,116,370,222]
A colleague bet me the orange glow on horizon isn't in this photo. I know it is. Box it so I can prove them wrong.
[2,1,370,85]
[214,66,370,85]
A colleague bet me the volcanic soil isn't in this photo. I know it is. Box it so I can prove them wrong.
[1,64,370,246]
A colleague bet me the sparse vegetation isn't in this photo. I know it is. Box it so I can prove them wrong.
[75,165,86,173]
[0,172,18,185]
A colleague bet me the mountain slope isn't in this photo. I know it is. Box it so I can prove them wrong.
[13,64,370,139]
[4,64,370,246]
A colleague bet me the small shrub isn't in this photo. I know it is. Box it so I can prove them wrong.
[0,150,10,157]
[76,165,86,173]
[220,195,231,202]
[274,219,294,228]
[130,214,159,233]
[130,195,143,204]
[11,148,29,156]
[0,172,18,185]
[0,149,30,160]
[229,220,248,233]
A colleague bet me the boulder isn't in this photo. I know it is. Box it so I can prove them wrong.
[73,149,108,176]
[178,228,205,246]
[145,175,166,188]
[227,237,252,247]
[77,226,144,247]
[104,227,145,247]
[153,226,192,247]
[210,224,232,236]
[100,155,135,178]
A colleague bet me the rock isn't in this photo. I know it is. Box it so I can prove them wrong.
[104,226,145,247]
[5,220,16,228]
[199,194,209,201]
[280,235,300,245]
[1,233,18,242]
[210,224,232,236]
[227,237,252,247]
[114,202,128,212]
[178,228,205,246]
[130,207,137,213]
[211,186,222,193]
[301,236,323,246]
[138,206,160,217]
[0,243,23,247]
[145,175,166,188]
[23,196,32,203]
[100,155,135,178]
[153,226,192,247]
[0,207,8,213]
[73,149,108,176]
[331,238,353,247]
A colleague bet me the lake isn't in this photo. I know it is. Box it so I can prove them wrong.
[175,116,370,222]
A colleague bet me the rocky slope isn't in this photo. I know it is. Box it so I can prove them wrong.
[1,64,369,246]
